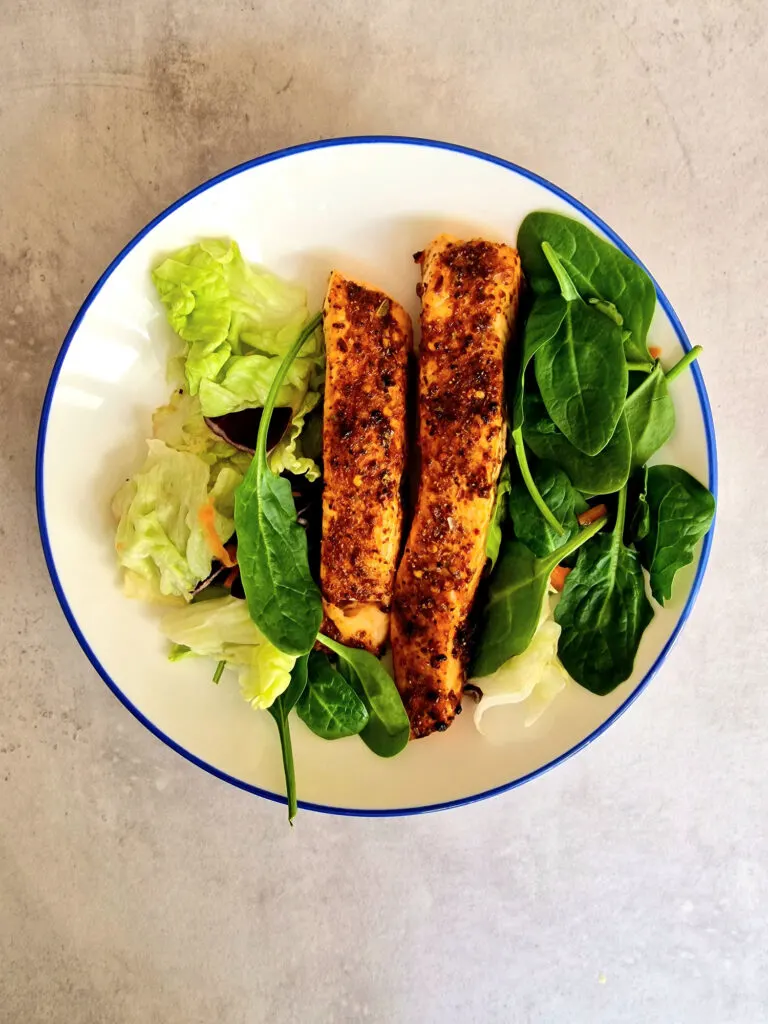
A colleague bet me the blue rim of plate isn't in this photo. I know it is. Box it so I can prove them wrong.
[35,135,718,818]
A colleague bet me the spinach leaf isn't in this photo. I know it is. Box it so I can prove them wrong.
[486,462,511,570]
[623,345,702,476]
[517,211,657,364]
[533,244,628,456]
[234,314,323,656]
[297,651,369,740]
[624,361,675,469]
[508,459,582,557]
[636,465,715,604]
[555,486,654,694]
[510,295,570,534]
[472,515,607,677]
[319,635,410,757]
[267,652,309,823]
[523,390,631,495]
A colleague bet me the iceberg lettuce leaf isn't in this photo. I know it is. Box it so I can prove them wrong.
[471,604,570,739]
[160,596,296,710]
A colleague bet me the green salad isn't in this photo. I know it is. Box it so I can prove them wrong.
[113,216,715,820]
[472,213,715,705]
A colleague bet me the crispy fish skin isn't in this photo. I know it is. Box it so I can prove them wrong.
[320,272,412,654]
[391,236,523,737]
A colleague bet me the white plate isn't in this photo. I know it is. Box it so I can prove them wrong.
[36,137,717,816]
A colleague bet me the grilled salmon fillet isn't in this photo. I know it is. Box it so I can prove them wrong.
[391,236,523,737]
[320,272,412,654]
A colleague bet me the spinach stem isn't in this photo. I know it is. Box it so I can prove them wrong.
[212,660,226,684]
[614,484,628,539]
[589,298,623,326]
[541,242,580,302]
[512,429,565,535]
[317,633,343,656]
[626,361,654,373]
[275,705,297,824]
[255,313,323,462]
[665,345,703,383]
[549,512,608,568]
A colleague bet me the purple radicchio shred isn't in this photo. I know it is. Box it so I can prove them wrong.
[284,472,323,583]
[204,407,293,454]
[191,562,229,596]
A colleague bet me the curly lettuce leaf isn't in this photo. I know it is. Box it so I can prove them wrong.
[198,348,320,419]
[268,390,322,482]
[151,240,321,418]
[152,388,254,476]
[113,439,239,601]
[151,241,233,393]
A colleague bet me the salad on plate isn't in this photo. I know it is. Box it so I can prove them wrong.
[113,214,715,820]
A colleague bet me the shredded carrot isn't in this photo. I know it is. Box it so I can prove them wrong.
[577,503,608,527]
[550,565,571,592]
[649,345,662,360]
[197,501,236,567]
[223,566,239,589]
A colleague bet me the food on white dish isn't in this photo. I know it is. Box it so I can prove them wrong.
[112,215,716,820]
[391,236,523,737]
[320,272,412,655]
[472,600,569,741]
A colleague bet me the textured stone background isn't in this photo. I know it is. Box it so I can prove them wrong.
[1,2,767,1021]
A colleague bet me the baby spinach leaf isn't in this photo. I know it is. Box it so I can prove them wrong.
[624,362,675,469]
[513,294,570,410]
[636,465,715,604]
[517,211,657,364]
[267,652,309,824]
[319,635,410,757]
[623,346,702,479]
[510,295,570,534]
[555,486,654,694]
[533,244,628,456]
[472,515,607,678]
[297,651,369,740]
[234,314,323,656]
[508,459,582,557]
[523,390,631,495]
[486,462,511,570]
[299,653,367,739]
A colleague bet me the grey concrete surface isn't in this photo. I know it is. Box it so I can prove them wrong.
[1,1,767,1021]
